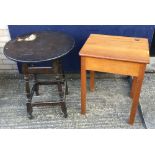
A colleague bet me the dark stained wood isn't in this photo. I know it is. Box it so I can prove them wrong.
[4,31,75,63]
[4,31,75,119]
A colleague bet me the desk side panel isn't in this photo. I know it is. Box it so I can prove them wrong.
[85,57,140,76]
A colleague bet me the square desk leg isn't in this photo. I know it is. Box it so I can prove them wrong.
[81,58,96,114]
[90,71,95,92]
[129,65,146,125]
[81,57,87,114]
[130,77,137,98]
[80,56,146,125]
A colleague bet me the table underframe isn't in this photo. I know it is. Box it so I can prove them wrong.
[22,59,68,119]
[80,56,146,125]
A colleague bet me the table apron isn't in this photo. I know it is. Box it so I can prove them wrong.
[84,57,141,76]
[27,67,55,74]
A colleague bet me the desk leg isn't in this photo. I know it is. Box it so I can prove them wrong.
[23,64,33,119]
[81,57,87,114]
[130,77,137,98]
[90,71,95,92]
[129,65,146,125]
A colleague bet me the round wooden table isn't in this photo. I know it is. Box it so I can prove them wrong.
[4,31,75,118]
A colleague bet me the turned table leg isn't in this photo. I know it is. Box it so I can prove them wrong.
[23,64,33,119]
[81,57,87,114]
[34,74,39,96]
[90,71,95,92]
[129,64,146,125]
[59,60,69,95]
[56,75,68,118]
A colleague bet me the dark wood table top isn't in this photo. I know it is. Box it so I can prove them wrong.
[4,31,75,63]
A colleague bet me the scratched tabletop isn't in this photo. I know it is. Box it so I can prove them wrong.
[3,31,75,63]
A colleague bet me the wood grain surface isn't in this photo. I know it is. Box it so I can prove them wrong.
[79,34,149,63]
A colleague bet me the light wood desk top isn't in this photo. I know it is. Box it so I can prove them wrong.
[79,34,150,64]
